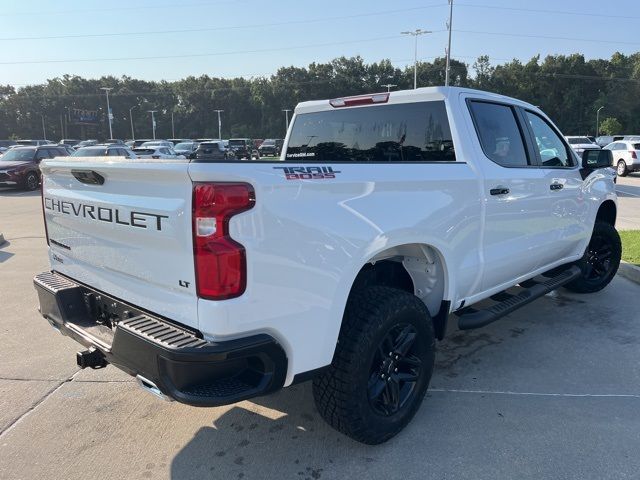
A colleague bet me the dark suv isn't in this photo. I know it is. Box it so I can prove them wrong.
[258,139,283,157]
[0,145,69,190]
[228,138,259,159]
[193,141,234,162]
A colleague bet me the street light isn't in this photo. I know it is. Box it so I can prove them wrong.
[100,87,113,140]
[171,111,175,138]
[40,115,46,140]
[282,109,292,134]
[148,110,157,140]
[129,106,137,140]
[596,106,605,137]
[381,83,397,92]
[214,109,224,139]
[401,29,432,89]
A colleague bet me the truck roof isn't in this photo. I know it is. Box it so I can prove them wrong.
[294,86,537,115]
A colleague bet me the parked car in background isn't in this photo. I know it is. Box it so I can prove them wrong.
[228,138,259,159]
[596,135,623,147]
[0,145,69,190]
[72,144,137,158]
[59,139,80,147]
[139,140,174,149]
[131,139,154,148]
[174,141,199,158]
[16,139,54,146]
[193,141,233,161]
[104,139,126,145]
[132,145,185,159]
[603,140,640,176]
[75,139,99,148]
[258,138,283,157]
[167,138,188,145]
[0,140,18,154]
[565,136,600,155]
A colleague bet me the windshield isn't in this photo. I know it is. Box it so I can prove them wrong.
[567,137,592,144]
[72,147,107,156]
[174,142,194,150]
[228,140,247,147]
[0,148,35,162]
[262,139,275,145]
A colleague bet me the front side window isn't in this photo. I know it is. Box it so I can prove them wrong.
[286,101,455,162]
[525,111,574,167]
[468,101,529,167]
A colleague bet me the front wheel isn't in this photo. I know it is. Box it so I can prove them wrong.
[24,172,39,191]
[313,286,435,444]
[617,160,628,177]
[564,221,621,293]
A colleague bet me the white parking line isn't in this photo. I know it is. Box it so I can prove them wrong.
[616,188,640,198]
[430,388,640,398]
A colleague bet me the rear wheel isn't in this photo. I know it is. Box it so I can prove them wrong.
[313,286,435,444]
[565,221,621,293]
[24,172,39,191]
[617,160,628,177]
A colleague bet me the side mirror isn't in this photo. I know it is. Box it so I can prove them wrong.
[582,149,612,170]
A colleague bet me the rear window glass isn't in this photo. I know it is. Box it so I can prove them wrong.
[468,101,529,167]
[633,144,640,150]
[72,147,107,157]
[133,149,155,154]
[285,101,455,162]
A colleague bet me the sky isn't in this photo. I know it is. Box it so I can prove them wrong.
[1,0,639,87]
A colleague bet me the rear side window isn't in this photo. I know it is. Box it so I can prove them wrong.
[285,101,455,162]
[468,101,529,167]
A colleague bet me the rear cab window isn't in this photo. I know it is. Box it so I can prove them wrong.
[285,101,455,162]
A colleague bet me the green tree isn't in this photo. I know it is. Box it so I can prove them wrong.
[599,117,623,135]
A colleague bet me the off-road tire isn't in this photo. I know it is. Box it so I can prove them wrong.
[564,221,621,293]
[312,286,435,444]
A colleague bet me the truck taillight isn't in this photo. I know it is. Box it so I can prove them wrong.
[192,183,255,300]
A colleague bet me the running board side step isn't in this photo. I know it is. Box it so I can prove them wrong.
[456,266,582,330]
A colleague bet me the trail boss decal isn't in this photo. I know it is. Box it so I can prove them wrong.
[273,166,341,180]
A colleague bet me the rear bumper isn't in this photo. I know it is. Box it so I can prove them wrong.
[33,271,287,406]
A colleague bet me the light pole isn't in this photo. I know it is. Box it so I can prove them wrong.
[596,106,605,137]
[171,111,175,138]
[381,83,397,92]
[214,109,224,139]
[282,109,292,134]
[148,110,157,140]
[41,115,47,140]
[129,106,136,140]
[100,87,113,140]
[445,0,454,86]
[401,29,432,89]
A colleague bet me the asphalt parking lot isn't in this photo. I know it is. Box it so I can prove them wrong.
[1,176,639,480]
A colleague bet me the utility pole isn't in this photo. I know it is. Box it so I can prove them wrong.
[171,111,175,138]
[401,29,432,89]
[41,115,47,140]
[129,106,136,140]
[445,0,454,86]
[596,106,605,137]
[282,109,292,134]
[100,87,113,140]
[381,83,397,92]
[148,110,157,140]
[214,109,224,139]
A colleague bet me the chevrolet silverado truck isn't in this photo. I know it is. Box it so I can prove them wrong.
[34,87,621,444]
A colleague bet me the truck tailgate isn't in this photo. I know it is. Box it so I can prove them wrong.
[40,157,198,328]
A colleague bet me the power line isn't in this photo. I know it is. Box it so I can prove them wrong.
[0,5,448,41]
[0,34,448,66]
[456,3,640,21]
[455,29,640,46]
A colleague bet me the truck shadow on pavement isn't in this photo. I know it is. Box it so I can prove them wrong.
[0,239,14,263]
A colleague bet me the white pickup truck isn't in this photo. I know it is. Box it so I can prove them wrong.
[34,87,621,444]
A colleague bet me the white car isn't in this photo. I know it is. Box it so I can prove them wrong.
[132,145,185,159]
[139,140,174,149]
[565,136,600,155]
[603,140,640,176]
[34,87,619,445]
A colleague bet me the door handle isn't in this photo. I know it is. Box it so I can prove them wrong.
[550,183,564,191]
[490,187,510,196]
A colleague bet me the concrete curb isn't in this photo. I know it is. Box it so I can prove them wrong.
[618,262,640,285]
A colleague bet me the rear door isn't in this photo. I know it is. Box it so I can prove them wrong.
[40,157,198,328]
[465,98,554,291]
